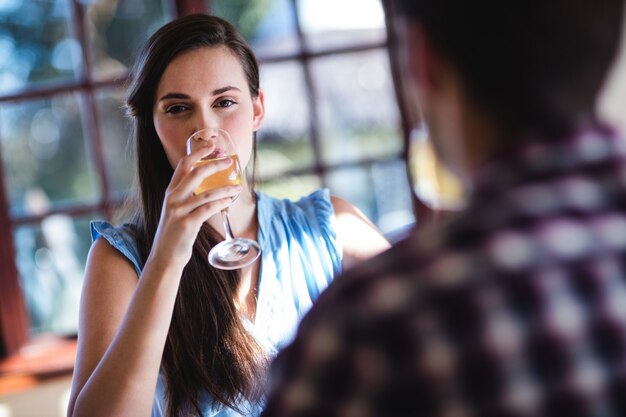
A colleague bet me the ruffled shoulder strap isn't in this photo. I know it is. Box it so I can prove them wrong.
[256,188,342,293]
[90,220,143,276]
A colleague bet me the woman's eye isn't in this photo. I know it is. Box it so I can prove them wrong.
[165,104,189,114]
[216,99,236,108]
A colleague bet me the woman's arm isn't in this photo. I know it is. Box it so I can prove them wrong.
[331,196,391,270]
[67,147,241,417]
[67,238,182,417]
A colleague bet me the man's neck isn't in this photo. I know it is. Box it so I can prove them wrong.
[444,102,510,187]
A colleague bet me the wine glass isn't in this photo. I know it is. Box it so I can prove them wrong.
[186,128,261,270]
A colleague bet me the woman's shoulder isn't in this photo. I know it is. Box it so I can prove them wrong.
[326,197,391,269]
[91,220,137,242]
[90,220,143,276]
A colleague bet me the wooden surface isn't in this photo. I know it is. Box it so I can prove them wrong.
[0,335,76,395]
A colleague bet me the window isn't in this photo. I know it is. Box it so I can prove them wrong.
[0,0,171,353]
[0,0,414,355]
[213,0,414,232]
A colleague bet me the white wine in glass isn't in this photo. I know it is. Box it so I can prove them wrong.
[186,128,261,270]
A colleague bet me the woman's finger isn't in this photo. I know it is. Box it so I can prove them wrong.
[188,195,238,224]
[176,156,234,197]
[181,184,241,214]
[169,144,216,188]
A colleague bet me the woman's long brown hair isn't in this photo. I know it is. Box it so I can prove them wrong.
[125,14,265,416]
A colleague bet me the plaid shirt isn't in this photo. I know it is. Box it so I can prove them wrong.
[262,126,626,417]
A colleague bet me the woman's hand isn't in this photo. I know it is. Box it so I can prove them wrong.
[149,146,241,270]
[68,148,239,417]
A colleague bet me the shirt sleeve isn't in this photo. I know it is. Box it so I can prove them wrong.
[90,220,143,276]
[262,243,428,417]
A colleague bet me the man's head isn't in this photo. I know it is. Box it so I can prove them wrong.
[392,0,625,141]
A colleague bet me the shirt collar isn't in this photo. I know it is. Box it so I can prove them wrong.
[471,122,623,198]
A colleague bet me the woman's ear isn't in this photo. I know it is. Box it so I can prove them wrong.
[252,89,265,131]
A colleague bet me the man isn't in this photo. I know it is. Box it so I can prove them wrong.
[262,0,626,416]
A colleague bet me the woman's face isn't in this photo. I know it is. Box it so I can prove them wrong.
[153,46,264,170]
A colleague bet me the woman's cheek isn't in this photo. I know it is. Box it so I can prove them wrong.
[229,128,253,165]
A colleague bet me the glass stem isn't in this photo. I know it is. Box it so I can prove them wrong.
[221,209,235,241]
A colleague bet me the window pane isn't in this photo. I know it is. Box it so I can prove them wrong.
[212,0,299,57]
[326,166,377,230]
[87,0,168,80]
[327,160,414,238]
[370,159,415,238]
[96,87,135,198]
[14,214,96,335]
[257,62,313,178]
[297,0,385,51]
[0,0,79,94]
[311,49,403,164]
[257,175,321,201]
[0,94,101,216]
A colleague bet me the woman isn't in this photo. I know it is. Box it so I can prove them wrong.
[67,13,389,417]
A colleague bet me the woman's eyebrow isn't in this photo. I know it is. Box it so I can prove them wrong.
[157,92,190,102]
[158,86,241,102]
[212,86,241,95]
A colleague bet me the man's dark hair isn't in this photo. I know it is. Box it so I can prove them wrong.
[392,0,625,136]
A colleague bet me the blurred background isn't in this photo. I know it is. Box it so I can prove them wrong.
[0,0,624,416]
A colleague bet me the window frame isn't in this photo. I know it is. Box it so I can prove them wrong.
[0,0,205,359]
[0,0,419,359]
[381,0,436,225]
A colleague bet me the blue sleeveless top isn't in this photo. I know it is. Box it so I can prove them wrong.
[90,189,342,417]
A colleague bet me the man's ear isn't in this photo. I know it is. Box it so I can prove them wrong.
[252,89,265,131]
[395,19,448,125]
[408,23,444,97]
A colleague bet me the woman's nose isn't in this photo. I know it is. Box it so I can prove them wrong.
[194,107,220,131]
